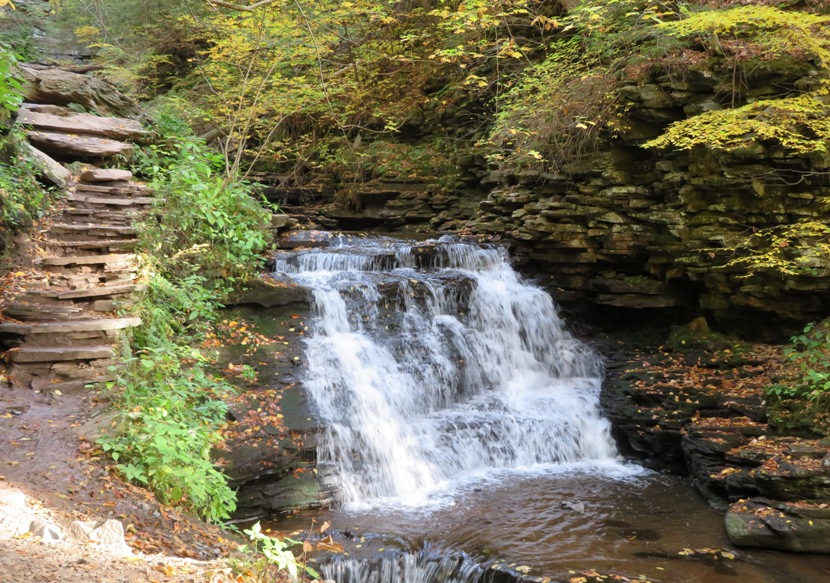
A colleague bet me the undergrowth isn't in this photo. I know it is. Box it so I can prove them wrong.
[766,321,830,437]
[99,104,272,523]
[0,45,55,252]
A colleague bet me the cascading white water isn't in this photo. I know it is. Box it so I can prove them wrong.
[274,235,618,507]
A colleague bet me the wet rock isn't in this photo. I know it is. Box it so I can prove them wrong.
[726,498,830,552]
[227,275,312,308]
[560,499,585,513]
[280,230,333,249]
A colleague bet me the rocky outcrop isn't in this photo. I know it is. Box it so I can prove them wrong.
[725,498,830,553]
[470,65,830,331]
[19,65,144,119]
[602,320,830,552]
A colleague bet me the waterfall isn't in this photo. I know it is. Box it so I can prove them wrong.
[274,235,618,507]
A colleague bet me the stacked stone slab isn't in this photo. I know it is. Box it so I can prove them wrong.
[0,166,151,393]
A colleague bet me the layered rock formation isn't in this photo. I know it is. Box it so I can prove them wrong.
[470,63,830,330]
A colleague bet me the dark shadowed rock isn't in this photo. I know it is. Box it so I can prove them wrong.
[726,498,830,552]
[227,275,312,308]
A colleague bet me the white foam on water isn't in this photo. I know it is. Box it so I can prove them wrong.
[277,236,629,510]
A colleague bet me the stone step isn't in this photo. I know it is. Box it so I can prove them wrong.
[7,345,117,363]
[36,273,139,291]
[62,208,142,226]
[4,302,88,321]
[27,130,134,159]
[39,253,137,267]
[18,105,149,143]
[44,239,137,253]
[79,168,133,183]
[30,375,116,395]
[0,317,141,337]
[72,182,152,197]
[49,224,138,237]
[8,359,117,388]
[66,193,154,209]
[24,283,144,300]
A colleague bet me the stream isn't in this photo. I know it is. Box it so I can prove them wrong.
[270,235,830,583]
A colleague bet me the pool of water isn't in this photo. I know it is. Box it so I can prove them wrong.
[271,470,830,583]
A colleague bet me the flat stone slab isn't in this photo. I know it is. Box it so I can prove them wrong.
[57,283,144,300]
[8,346,116,363]
[67,194,154,207]
[80,168,133,182]
[51,224,137,236]
[73,182,152,196]
[27,130,134,159]
[726,498,830,552]
[0,317,141,336]
[39,253,137,267]
[25,143,71,188]
[17,106,149,142]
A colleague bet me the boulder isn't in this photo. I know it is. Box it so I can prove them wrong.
[726,498,830,552]
[227,275,312,308]
[19,65,144,119]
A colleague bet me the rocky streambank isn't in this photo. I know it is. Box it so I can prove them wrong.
[600,319,830,553]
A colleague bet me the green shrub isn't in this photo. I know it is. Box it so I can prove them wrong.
[766,321,830,436]
[100,109,273,522]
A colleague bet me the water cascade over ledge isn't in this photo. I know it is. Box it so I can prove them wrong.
[274,235,620,507]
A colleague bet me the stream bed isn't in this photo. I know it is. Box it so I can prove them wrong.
[268,234,830,583]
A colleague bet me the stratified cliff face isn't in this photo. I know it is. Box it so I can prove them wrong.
[470,60,830,331]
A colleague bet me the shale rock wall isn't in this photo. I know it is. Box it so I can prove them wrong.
[471,63,830,331]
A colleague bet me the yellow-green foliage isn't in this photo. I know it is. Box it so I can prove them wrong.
[716,220,830,278]
[490,37,619,171]
[645,93,830,155]
[660,5,830,66]
[645,5,830,156]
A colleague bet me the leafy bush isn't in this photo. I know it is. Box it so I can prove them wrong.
[0,42,22,121]
[99,342,236,522]
[100,109,273,522]
[766,321,830,436]
[135,103,273,285]
[0,130,53,230]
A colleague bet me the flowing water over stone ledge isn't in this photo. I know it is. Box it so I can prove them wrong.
[222,231,830,582]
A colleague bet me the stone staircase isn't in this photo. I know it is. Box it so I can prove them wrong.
[1,88,154,395]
